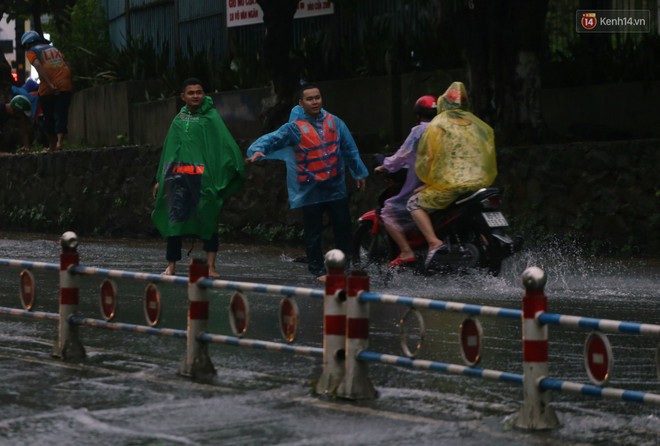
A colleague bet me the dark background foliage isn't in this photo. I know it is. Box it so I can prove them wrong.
[2,0,658,143]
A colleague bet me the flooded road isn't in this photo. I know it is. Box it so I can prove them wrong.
[1,232,659,445]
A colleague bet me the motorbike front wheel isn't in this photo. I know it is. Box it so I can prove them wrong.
[352,220,392,266]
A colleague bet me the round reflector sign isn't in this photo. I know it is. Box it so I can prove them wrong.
[144,283,161,327]
[279,297,299,343]
[460,317,483,367]
[399,308,425,358]
[229,292,249,336]
[19,269,35,311]
[584,331,613,386]
[99,279,117,321]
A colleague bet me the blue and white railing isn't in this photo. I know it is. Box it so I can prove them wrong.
[1,232,660,431]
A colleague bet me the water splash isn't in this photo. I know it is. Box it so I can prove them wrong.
[504,237,659,300]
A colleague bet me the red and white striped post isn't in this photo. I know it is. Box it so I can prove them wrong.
[53,231,86,360]
[514,266,559,430]
[337,269,376,400]
[179,258,216,378]
[315,249,347,396]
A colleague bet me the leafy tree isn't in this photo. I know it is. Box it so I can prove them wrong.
[252,0,551,143]
[44,0,113,89]
[1,0,77,85]
[0,0,75,36]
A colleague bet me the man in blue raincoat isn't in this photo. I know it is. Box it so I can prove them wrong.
[152,78,245,277]
[246,84,368,281]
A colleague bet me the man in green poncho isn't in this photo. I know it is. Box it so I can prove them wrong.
[152,78,245,277]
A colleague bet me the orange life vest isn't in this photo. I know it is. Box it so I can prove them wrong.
[293,115,340,183]
[170,164,205,175]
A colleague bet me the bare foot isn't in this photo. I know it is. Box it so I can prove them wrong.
[161,267,175,275]
[208,270,220,278]
[316,274,327,283]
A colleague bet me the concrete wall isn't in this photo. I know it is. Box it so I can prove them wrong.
[213,87,271,141]
[132,96,178,146]
[51,77,660,255]
[67,76,410,149]
[68,81,168,147]
[0,140,658,256]
[67,77,660,150]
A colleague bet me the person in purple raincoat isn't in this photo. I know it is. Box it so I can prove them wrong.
[374,95,437,267]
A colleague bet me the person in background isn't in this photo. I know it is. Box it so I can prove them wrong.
[151,78,245,277]
[408,81,497,267]
[20,30,73,152]
[21,78,45,150]
[0,54,29,153]
[245,83,368,282]
[0,95,33,156]
[10,84,37,151]
[374,95,437,267]
[0,52,13,100]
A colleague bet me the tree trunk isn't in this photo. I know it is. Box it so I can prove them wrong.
[256,0,300,131]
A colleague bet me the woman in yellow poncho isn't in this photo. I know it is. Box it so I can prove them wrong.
[407,81,497,266]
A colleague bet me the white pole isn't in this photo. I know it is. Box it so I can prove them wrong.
[337,269,376,400]
[179,258,216,378]
[514,266,559,430]
[315,249,347,396]
[53,231,85,360]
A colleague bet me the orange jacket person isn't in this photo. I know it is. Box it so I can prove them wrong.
[21,30,73,152]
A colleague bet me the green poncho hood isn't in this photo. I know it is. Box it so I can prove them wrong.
[151,96,245,239]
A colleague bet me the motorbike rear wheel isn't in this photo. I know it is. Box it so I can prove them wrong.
[455,231,502,277]
[473,235,503,277]
[461,243,481,269]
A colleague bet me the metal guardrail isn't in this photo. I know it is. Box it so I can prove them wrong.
[1,233,660,431]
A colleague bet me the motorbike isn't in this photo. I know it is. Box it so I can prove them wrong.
[352,162,522,276]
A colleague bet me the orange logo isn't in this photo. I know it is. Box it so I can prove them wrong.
[581,12,597,30]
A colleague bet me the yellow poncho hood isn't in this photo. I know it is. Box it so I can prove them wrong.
[415,82,497,210]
